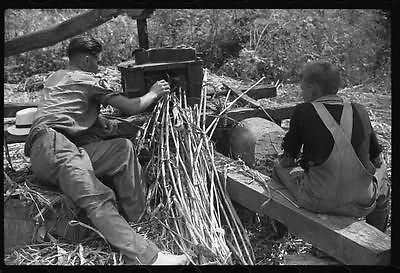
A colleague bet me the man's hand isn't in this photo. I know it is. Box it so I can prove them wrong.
[149,80,170,99]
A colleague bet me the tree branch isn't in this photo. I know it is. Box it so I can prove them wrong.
[4,9,151,57]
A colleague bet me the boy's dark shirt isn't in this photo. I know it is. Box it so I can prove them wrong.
[282,102,382,174]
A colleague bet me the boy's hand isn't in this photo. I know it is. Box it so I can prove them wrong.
[277,152,297,168]
[372,154,383,168]
[98,116,115,134]
[149,80,170,99]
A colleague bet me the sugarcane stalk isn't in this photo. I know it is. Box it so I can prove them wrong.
[165,99,187,209]
[138,89,254,265]
[171,109,228,262]
[166,108,210,249]
[210,145,254,263]
[185,109,231,254]
[201,140,249,263]
[171,132,216,230]
[205,142,254,264]
[172,195,208,247]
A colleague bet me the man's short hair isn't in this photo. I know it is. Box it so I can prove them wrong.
[67,36,102,59]
[299,61,341,95]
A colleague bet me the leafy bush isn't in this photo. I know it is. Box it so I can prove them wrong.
[4,9,391,89]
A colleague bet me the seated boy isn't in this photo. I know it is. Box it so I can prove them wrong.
[272,61,390,232]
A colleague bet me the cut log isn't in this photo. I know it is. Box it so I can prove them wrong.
[214,152,391,265]
[4,9,153,57]
[229,118,284,167]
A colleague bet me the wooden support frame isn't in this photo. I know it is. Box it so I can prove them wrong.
[224,103,296,124]
[204,103,296,129]
[207,85,277,100]
[284,253,340,265]
[137,18,149,49]
[214,152,391,265]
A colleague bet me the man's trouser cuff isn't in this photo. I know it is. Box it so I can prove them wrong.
[124,239,160,265]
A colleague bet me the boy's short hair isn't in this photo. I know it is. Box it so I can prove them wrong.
[300,61,341,95]
[67,36,102,59]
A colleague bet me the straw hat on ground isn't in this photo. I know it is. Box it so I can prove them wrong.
[7,108,38,136]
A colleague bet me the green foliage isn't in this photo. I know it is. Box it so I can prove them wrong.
[218,9,391,86]
[4,9,391,88]
[87,15,139,65]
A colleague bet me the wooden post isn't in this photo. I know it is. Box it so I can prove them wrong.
[137,18,149,49]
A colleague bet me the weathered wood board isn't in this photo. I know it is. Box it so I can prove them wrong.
[284,253,340,265]
[224,103,296,124]
[4,199,37,251]
[214,152,391,265]
[4,198,89,252]
[207,84,277,100]
[4,102,39,118]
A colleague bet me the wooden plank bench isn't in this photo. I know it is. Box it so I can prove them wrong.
[284,253,340,265]
[214,152,391,265]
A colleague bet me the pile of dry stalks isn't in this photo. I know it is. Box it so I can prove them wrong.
[135,73,266,265]
[5,240,122,265]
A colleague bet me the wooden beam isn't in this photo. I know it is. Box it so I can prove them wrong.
[214,152,391,265]
[284,253,340,265]
[4,102,38,118]
[229,86,263,107]
[244,85,277,100]
[4,131,28,145]
[225,103,296,124]
[137,18,149,49]
[208,85,277,100]
[4,9,149,57]
[4,199,37,251]
[125,9,154,19]
[204,103,296,128]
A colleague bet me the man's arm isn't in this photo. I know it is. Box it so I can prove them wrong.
[107,80,170,115]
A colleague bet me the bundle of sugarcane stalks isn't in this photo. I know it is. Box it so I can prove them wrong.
[135,73,266,265]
